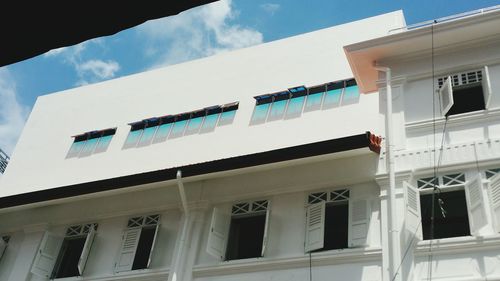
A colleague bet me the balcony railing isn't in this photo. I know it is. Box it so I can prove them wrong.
[388,5,500,34]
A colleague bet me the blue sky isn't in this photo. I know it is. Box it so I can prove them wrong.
[1,0,499,154]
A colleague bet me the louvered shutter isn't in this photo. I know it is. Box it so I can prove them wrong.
[464,175,487,235]
[115,228,141,272]
[404,181,422,240]
[348,199,370,247]
[206,207,230,260]
[483,66,492,109]
[78,226,96,275]
[305,201,325,252]
[261,201,271,257]
[0,239,6,260]
[146,224,160,268]
[439,76,454,116]
[30,232,63,278]
[488,173,500,233]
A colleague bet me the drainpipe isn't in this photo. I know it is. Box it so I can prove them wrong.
[168,170,191,281]
[374,65,401,281]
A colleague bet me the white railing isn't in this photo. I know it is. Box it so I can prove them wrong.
[388,5,500,34]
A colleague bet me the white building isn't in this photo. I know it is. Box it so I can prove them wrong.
[1,6,500,281]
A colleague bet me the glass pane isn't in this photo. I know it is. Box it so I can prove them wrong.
[304,92,323,112]
[342,85,360,105]
[323,88,342,109]
[285,96,305,119]
[152,123,172,144]
[417,177,438,189]
[170,120,188,138]
[137,126,157,147]
[486,168,500,179]
[218,110,236,126]
[308,192,327,204]
[79,138,99,157]
[200,114,219,133]
[94,135,113,153]
[250,104,270,125]
[268,100,288,121]
[67,140,86,158]
[123,130,143,149]
[185,117,204,135]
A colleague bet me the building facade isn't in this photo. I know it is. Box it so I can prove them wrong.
[1,6,500,281]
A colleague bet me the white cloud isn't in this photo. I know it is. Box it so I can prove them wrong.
[260,3,280,15]
[43,39,120,86]
[78,60,120,80]
[137,0,263,67]
[0,68,30,155]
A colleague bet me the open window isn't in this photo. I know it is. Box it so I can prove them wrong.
[30,224,97,279]
[437,67,492,116]
[206,200,271,261]
[115,214,160,272]
[305,189,369,253]
[416,173,488,240]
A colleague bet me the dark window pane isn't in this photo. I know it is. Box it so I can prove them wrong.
[132,227,157,270]
[53,237,86,278]
[322,203,348,250]
[225,214,265,260]
[420,190,470,240]
[447,83,485,116]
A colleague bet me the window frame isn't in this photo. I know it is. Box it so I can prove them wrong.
[436,66,492,117]
[305,187,370,253]
[114,214,161,273]
[206,199,271,261]
[414,172,489,240]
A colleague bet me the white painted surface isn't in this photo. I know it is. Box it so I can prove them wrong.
[0,11,404,197]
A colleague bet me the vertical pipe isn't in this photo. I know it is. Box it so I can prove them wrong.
[375,65,401,281]
[168,170,191,281]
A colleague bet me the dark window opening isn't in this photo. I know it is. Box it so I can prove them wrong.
[53,236,86,278]
[421,190,470,240]
[225,214,265,261]
[320,202,349,251]
[132,226,156,270]
[446,83,485,116]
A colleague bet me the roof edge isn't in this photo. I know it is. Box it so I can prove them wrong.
[0,132,380,210]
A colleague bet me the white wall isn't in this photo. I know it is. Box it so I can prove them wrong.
[0,11,405,197]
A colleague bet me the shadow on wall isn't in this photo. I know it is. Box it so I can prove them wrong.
[250,80,360,126]
[66,128,116,159]
[122,102,239,150]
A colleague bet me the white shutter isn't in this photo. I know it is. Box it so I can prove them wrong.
[464,175,487,235]
[30,232,63,278]
[439,76,454,116]
[348,199,370,247]
[78,226,96,275]
[146,224,160,268]
[404,181,422,240]
[115,228,141,273]
[488,173,500,233]
[261,202,271,257]
[206,207,230,260]
[483,66,492,109]
[305,201,325,252]
[0,239,6,260]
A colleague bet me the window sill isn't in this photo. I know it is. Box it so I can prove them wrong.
[193,247,382,277]
[406,107,500,133]
[415,234,500,256]
[52,269,170,281]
